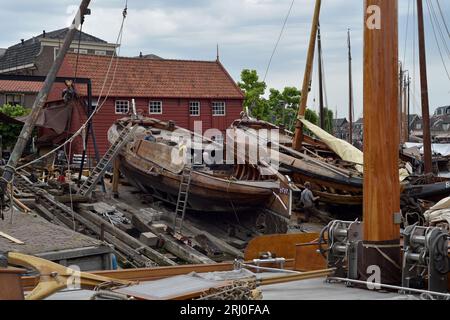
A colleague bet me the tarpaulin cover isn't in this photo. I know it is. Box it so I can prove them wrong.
[299,117,409,181]
[0,112,24,125]
[424,196,450,226]
[16,103,72,134]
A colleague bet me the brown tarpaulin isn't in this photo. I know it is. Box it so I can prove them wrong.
[16,103,73,135]
[0,112,24,125]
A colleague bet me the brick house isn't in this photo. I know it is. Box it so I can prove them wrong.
[0,80,43,107]
[45,53,244,157]
[0,28,117,108]
[332,118,349,140]
[410,107,450,142]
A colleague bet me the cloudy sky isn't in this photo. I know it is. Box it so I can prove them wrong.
[1,0,449,119]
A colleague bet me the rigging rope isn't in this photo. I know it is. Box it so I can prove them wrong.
[403,0,412,65]
[263,0,295,82]
[17,1,128,170]
[435,0,449,38]
[428,0,450,58]
[426,0,450,81]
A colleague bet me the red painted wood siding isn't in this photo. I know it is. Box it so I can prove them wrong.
[72,97,243,156]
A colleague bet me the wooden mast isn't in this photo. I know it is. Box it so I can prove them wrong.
[347,29,354,145]
[403,74,409,142]
[399,63,404,144]
[407,74,411,141]
[292,0,322,151]
[0,0,92,193]
[361,0,401,284]
[318,22,325,129]
[417,0,433,174]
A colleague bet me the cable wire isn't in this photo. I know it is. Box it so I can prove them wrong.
[263,0,295,82]
[425,0,450,81]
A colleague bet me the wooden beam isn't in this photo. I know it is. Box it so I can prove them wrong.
[78,209,177,266]
[292,0,322,151]
[131,210,215,264]
[0,231,24,245]
[112,157,120,198]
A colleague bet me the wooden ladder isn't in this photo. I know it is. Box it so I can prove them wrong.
[173,165,193,234]
[77,124,137,197]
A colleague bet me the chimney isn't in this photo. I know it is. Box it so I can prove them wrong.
[43,30,46,38]
[139,52,143,58]
[21,39,24,45]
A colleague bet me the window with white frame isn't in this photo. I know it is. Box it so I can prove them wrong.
[73,48,88,54]
[5,94,23,106]
[115,100,129,114]
[212,102,226,116]
[95,50,107,56]
[149,101,162,114]
[189,101,200,116]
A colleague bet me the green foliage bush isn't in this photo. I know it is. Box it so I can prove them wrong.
[0,104,30,149]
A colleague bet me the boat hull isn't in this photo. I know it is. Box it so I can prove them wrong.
[119,155,274,213]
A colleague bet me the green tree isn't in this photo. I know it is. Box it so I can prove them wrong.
[305,109,319,126]
[0,104,30,149]
[267,87,306,131]
[237,69,268,120]
[323,108,334,134]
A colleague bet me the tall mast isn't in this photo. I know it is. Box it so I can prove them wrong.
[399,63,404,144]
[347,29,354,145]
[318,22,325,129]
[292,0,322,151]
[417,0,433,174]
[0,0,92,193]
[403,73,409,142]
[407,74,411,141]
[362,0,401,284]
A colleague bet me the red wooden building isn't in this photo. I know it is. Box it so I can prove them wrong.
[46,53,244,157]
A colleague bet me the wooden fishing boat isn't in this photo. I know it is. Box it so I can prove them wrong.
[230,118,450,207]
[108,117,293,217]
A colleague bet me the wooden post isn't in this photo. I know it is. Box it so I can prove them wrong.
[361,0,401,285]
[417,0,432,174]
[292,0,322,151]
[112,157,120,198]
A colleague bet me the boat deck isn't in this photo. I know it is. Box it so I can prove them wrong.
[44,271,416,300]
[259,276,409,300]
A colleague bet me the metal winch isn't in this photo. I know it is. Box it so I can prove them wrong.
[402,225,449,294]
[319,220,363,279]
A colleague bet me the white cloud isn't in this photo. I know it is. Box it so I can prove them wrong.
[1,0,448,118]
